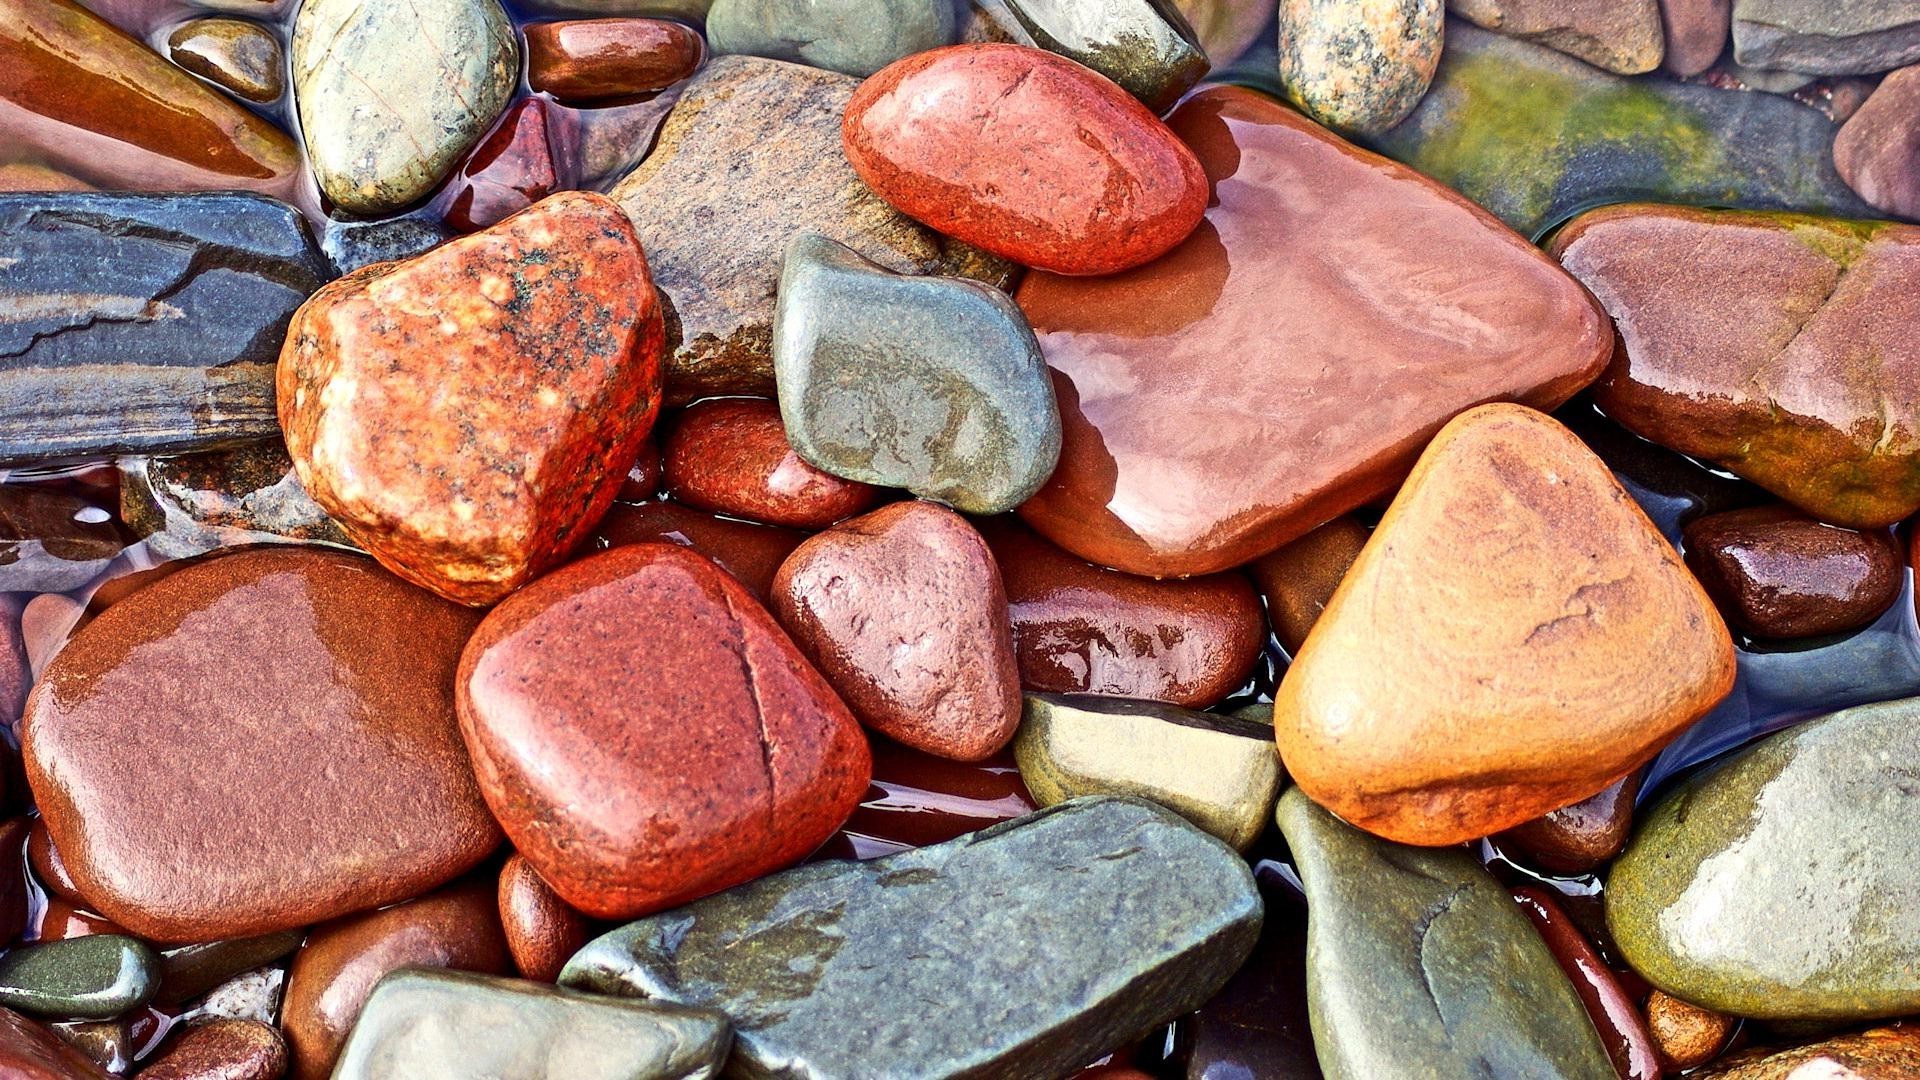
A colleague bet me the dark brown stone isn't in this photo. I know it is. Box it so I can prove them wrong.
[139,1018,287,1080]
[0,817,27,946]
[1684,504,1902,638]
[498,852,591,983]
[526,18,704,101]
[593,498,807,603]
[441,99,574,233]
[1248,515,1369,653]
[0,1007,111,1079]
[663,398,882,528]
[818,738,1036,860]
[1498,771,1643,874]
[166,17,285,104]
[0,485,124,594]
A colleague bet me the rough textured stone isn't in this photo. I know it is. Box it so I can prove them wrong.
[563,797,1263,1080]
[280,190,665,606]
[1733,0,1920,74]
[966,0,1207,111]
[1496,771,1641,874]
[0,164,90,193]
[1696,1026,1920,1077]
[1834,64,1920,220]
[22,548,499,942]
[291,0,518,214]
[1016,86,1609,577]
[188,967,285,1027]
[1452,0,1664,72]
[1274,405,1735,846]
[1248,516,1367,654]
[775,234,1060,515]
[593,499,807,603]
[0,1007,111,1079]
[773,501,1022,761]
[0,192,329,466]
[1645,991,1735,1071]
[499,852,592,984]
[333,970,732,1080]
[1609,697,1920,1020]
[0,0,300,195]
[1276,787,1615,1080]
[1014,694,1280,849]
[120,442,354,559]
[0,486,123,593]
[457,543,871,920]
[1359,22,1876,240]
[607,55,1015,403]
[708,0,955,76]
[1278,0,1445,134]
[662,398,881,529]
[526,18,705,100]
[1683,505,1902,639]
[0,936,157,1019]
[139,1019,287,1080]
[166,18,284,103]
[844,45,1207,275]
[1552,204,1920,529]
[1663,0,1732,74]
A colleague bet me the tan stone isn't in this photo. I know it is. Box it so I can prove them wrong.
[1451,0,1666,73]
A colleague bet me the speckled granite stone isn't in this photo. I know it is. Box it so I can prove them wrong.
[1277,0,1445,134]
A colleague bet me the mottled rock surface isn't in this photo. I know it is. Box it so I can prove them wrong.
[138,1019,287,1080]
[1278,0,1445,134]
[1696,1026,1920,1077]
[967,0,1207,111]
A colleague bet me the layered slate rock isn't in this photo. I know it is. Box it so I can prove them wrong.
[0,192,330,465]
[279,191,665,606]
[774,235,1060,515]
[0,0,300,196]
[1273,405,1735,846]
[291,0,519,215]
[708,0,956,76]
[965,0,1208,112]
[1682,506,1902,639]
[333,970,732,1080]
[1013,694,1281,849]
[120,442,355,560]
[21,548,500,942]
[457,544,872,921]
[1276,788,1616,1079]
[1732,0,1920,74]
[1360,22,1876,240]
[1015,86,1609,577]
[1452,0,1665,73]
[608,56,1015,403]
[1552,204,1920,529]
[562,797,1262,1080]
[1277,0,1445,135]
[1609,697,1920,1020]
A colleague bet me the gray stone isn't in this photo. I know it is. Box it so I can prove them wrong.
[333,970,731,1080]
[1733,0,1920,75]
[966,0,1208,111]
[319,214,453,276]
[774,234,1059,516]
[1609,697,1920,1020]
[1450,0,1665,73]
[121,443,357,560]
[0,192,330,465]
[1276,0,1445,135]
[708,0,957,77]
[562,797,1263,1080]
[184,966,284,1027]
[292,0,519,215]
[1275,788,1615,1080]
[0,936,160,1021]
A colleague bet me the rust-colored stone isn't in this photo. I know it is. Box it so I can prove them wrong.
[1645,991,1735,1072]
[442,98,573,233]
[1249,516,1369,654]
[593,498,808,603]
[498,852,591,983]
[1497,771,1642,874]
[1696,1026,1920,1077]
[139,1018,287,1080]
[526,18,704,101]
[663,398,882,528]
[0,1007,110,1079]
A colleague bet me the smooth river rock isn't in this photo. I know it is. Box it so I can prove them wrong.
[1274,405,1735,846]
[1248,516,1368,653]
[291,0,519,214]
[1276,788,1615,1079]
[1277,0,1445,135]
[1552,204,1920,529]
[0,486,124,594]
[333,970,732,1080]
[498,852,592,983]
[965,0,1208,112]
[166,17,284,103]
[1451,0,1664,72]
[1682,505,1903,639]
[21,548,499,942]
[0,192,329,466]
[1663,0,1732,75]
[662,397,881,529]
[0,936,157,1020]
[138,1019,287,1080]
[1609,696,1920,1020]
[708,0,956,76]
[525,18,706,101]
[1732,0,1920,74]
[1014,85,1609,577]
[1833,64,1920,220]
[563,797,1262,1080]
[593,499,807,604]
[1697,1026,1920,1077]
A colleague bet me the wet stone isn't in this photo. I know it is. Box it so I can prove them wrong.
[166,17,284,103]
[0,192,330,466]
[966,0,1208,112]
[1276,788,1615,1079]
[592,498,807,604]
[707,0,957,76]
[499,852,592,984]
[1277,0,1445,134]
[120,443,354,560]
[0,1007,112,1080]
[26,821,84,908]
[1698,1027,1920,1077]
[562,797,1263,1080]
[1173,862,1318,1080]
[662,397,882,529]
[1451,0,1664,73]
[317,214,453,276]
[47,1020,127,1074]
[155,932,305,1006]
[1834,64,1920,221]
[1732,0,1920,75]
[774,234,1060,516]
[525,18,704,101]
[1496,770,1641,874]
[1683,505,1902,639]
[442,98,575,234]
[333,970,732,1080]
[0,487,124,593]
[0,935,158,1020]
[139,1018,287,1080]
[1014,694,1281,849]
[820,739,1038,859]
[0,818,27,946]
[1663,0,1732,75]
[1248,515,1368,654]
[1646,991,1736,1071]
[1172,0,1277,63]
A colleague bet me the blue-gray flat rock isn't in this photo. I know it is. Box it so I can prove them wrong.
[562,796,1263,1080]
[1733,0,1920,75]
[707,0,957,77]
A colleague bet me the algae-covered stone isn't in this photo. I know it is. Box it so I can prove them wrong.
[562,797,1262,1080]
[1277,0,1444,135]
[707,0,956,77]
[1608,697,1920,1021]
[1276,788,1615,1080]
[967,0,1209,111]
[1013,694,1281,850]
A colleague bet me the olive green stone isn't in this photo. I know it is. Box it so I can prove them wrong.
[966,0,1208,112]
[166,17,284,103]
[0,935,160,1020]
[774,233,1060,516]
[1276,788,1615,1080]
[562,797,1263,1080]
[122,443,357,560]
[1276,0,1445,135]
[333,969,732,1080]
[708,0,957,77]
[1014,694,1281,850]
[1608,697,1920,1021]
[155,931,305,1006]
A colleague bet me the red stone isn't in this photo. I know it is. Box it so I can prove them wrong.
[773,502,1021,761]
[280,190,666,606]
[593,498,807,603]
[1513,887,1662,1080]
[25,819,85,907]
[443,99,575,233]
[1014,86,1611,576]
[663,398,882,528]
[842,44,1208,276]
[26,899,122,944]
[619,438,663,501]
[526,18,704,102]
[457,543,871,920]
[977,517,1264,707]
[139,1019,287,1080]
[498,851,590,983]
[817,738,1036,860]
[0,1007,111,1079]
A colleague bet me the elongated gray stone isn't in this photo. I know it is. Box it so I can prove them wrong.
[0,192,330,465]
[1276,788,1614,1080]
[333,970,732,1080]
[0,935,159,1021]
[562,797,1263,1080]
[1733,0,1920,75]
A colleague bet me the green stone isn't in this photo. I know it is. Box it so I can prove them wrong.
[155,931,305,1006]
[774,233,1061,516]
[332,969,732,1080]
[967,0,1208,112]
[562,797,1263,1080]
[1608,697,1920,1020]
[0,935,160,1020]
[1276,788,1615,1080]
[708,0,957,77]
[1014,694,1282,849]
